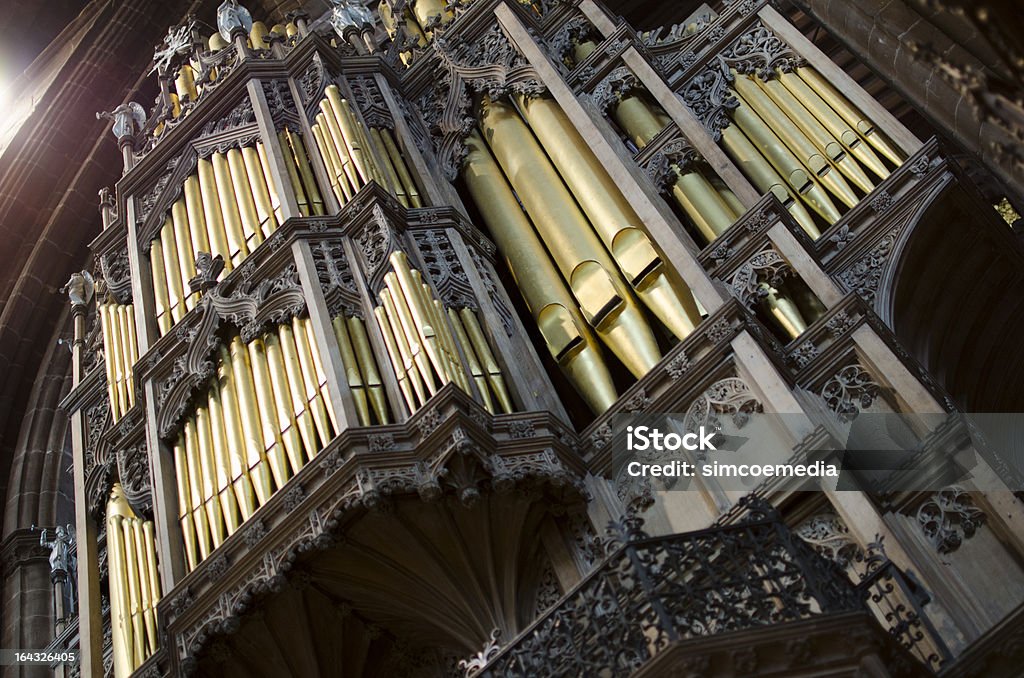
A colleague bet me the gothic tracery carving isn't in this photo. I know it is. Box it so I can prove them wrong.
[820,363,881,422]
[916,486,986,554]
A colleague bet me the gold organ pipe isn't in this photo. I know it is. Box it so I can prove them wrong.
[729,90,842,224]
[477,97,662,379]
[183,175,211,260]
[255,142,285,224]
[243,145,278,238]
[462,130,617,413]
[141,521,160,652]
[379,290,428,406]
[130,519,156,656]
[312,118,353,202]
[796,67,905,166]
[318,106,361,194]
[348,317,389,423]
[757,76,875,193]
[250,21,269,49]
[170,200,199,311]
[159,216,185,324]
[98,305,119,417]
[291,317,333,447]
[228,337,273,505]
[382,279,437,396]
[247,338,290,489]
[346,99,388,187]
[332,316,372,426]
[325,87,375,186]
[418,275,471,393]
[107,304,128,415]
[721,124,820,237]
[227,148,264,252]
[263,333,306,475]
[119,306,137,409]
[206,383,241,534]
[211,152,249,267]
[106,502,132,678]
[279,130,312,217]
[173,439,198,571]
[370,127,408,205]
[777,70,890,179]
[277,323,322,457]
[183,419,210,562]
[381,129,422,207]
[733,73,859,208]
[197,158,234,271]
[174,64,198,103]
[288,130,325,215]
[302,316,339,435]
[460,308,514,414]
[120,513,144,666]
[761,283,808,340]
[150,239,172,336]
[517,94,703,339]
[374,305,417,411]
[411,0,453,34]
[216,344,258,520]
[194,405,226,547]
[390,252,449,386]
[447,307,494,412]
[285,21,298,37]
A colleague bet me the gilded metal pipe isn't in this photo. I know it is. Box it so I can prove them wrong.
[342,98,386,188]
[411,0,453,35]
[106,496,132,678]
[277,323,322,457]
[263,333,306,475]
[150,239,172,336]
[733,74,859,208]
[228,337,273,505]
[195,404,225,547]
[247,338,290,489]
[291,317,333,447]
[211,152,249,267]
[374,305,417,411]
[288,130,325,215]
[173,438,198,571]
[130,518,156,655]
[382,282,436,397]
[107,304,128,415]
[170,200,199,311]
[325,87,375,186]
[302,316,339,435]
[721,124,820,237]
[197,158,234,271]
[206,381,241,534]
[141,521,160,650]
[183,419,211,562]
[379,290,428,406]
[418,275,471,393]
[796,67,905,166]
[460,308,513,413]
[348,317,389,423]
[390,252,448,386]
[255,142,285,225]
[227,148,264,252]
[478,97,661,379]
[120,514,144,667]
[243,145,278,237]
[370,127,408,205]
[313,117,353,202]
[729,90,842,224]
[446,307,494,412]
[99,305,119,417]
[462,130,617,413]
[250,21,269,49]
[777,70,890,180]
[174,64,198,103]
[517,94,703,339]
[183,175,211,262]
[317,105,362,194]
[118,306,137,408]
[279,130,312,217]
[381,128,422,207]
[670,168,739,242]
[159,217,185,324]
[216,344,257,519]
[332,316,371,426]
[761,283,808,340]
[757,76,875,193]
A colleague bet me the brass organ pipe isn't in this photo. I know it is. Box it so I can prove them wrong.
[390,252,448,386]
[141,521,160,650]
[211,152,249,266]
[516,94,703,339]
[345,100,387,188]
[302,316,339,435]
[120,514,144,666]
[159,216,186,324]
[120,306,137,408]
[756,76,875,193]
[370,127,408,205]
[106,502,132,678]
[279,130,312,217]
[130,519,156,655]
[460,308,514,413]
[174,64,198,103]
[411,0,453,34]
[216,344,258,519]
[291,317,333,447]
[194,405,226,547]
[382,279,437,396]
[197,158,234,271]
[777,71,890,179]
[243,145,279,237]
[796,67,905,166]
[720,124,820,237]
[381,129,422,207]
[263,333,306,475]
[99,305,119,417]
[227,148,265,251]
[417,274,471,393]
[729,90,842,224]
[733,73,859,208]
[288,130,325,215]
[277,323,322,457]
[246,338,290,489]
[256,142,285,224]
[379,291,428,406]
[170,200,199,311]
[312,118,353,202]
[183,175,211,257]
[447,307,494,413]
[107,304,128,415]
[206,383,241,534]
[374,305,417,411]
[150,239,172,335]
[326,86,375,185]
[173,439,198,571]
[348,317,389,423]
[228,337,273,505]
[317,106,361,194]
[477,97,662,379]
[462,130,617,413]
[332,316,372,426]
[761,283,808,340]
[183,419,210,562]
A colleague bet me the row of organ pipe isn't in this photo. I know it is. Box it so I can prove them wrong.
[106,484,161,678]
[372,251,513,415]
[99,300,140,421]
[173,317,345,571]
[310,85,422,208]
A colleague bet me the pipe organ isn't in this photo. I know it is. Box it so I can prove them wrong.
[62,0,963,675]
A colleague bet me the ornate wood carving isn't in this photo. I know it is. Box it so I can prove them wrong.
[727,245,794,308]
[820,363,881,422]
[916,486,986,554]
